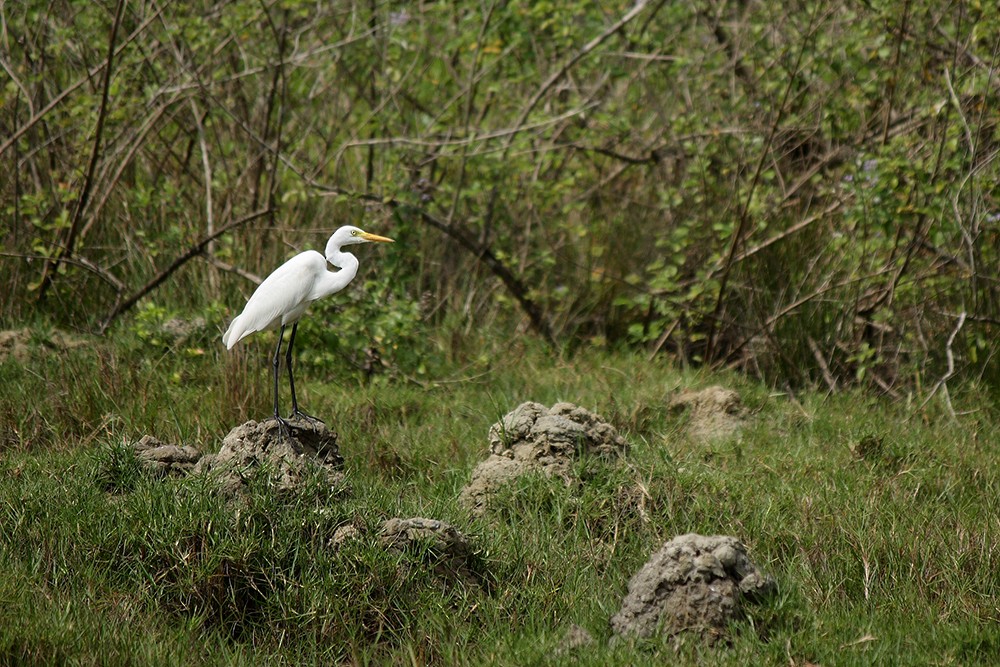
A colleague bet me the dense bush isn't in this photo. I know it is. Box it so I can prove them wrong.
[2,0,997,392]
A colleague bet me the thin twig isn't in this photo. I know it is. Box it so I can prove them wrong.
[0,51,34,117]
[724,199,845,270]
[943,67,975,154]
[647,318,680,361]
[918,311,966,417]
[705,33,808,358]
[447,2,498,226]
[880,0,911,146]
[718,265,900,368]
[80,100,182,244]
[150,30,377,99]
[338,106,597,151]
[807,336,837,393]
[503,0,650,155]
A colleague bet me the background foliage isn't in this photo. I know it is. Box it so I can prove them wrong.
[2,0,998,393]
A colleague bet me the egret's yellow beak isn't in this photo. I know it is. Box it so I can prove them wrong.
[360,231,394,243]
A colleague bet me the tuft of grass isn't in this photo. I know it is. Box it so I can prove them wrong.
[92,439,147,494]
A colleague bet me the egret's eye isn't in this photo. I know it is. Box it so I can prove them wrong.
[351,230,358,236]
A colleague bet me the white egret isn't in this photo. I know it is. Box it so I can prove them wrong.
[222,225,394,430]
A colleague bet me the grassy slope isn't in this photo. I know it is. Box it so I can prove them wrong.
[0,323,998,665]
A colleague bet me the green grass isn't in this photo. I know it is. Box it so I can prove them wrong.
[1,320,998,665]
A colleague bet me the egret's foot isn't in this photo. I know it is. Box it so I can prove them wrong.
[273,415,294,439]
[290,409,325,425]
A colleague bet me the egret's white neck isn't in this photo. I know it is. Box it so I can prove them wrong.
[313,244,359,299]
[325,245,359,273]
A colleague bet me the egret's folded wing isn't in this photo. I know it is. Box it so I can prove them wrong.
[222,253,323,348]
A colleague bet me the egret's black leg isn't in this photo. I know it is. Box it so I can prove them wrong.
[285,322,299,415]
[286,323,324,423]
[272,324,291,436]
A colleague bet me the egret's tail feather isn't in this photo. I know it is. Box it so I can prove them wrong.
[222,316,242,350]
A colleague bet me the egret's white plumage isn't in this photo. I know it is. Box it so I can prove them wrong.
[222,250,343,349]
[223,225,393,427]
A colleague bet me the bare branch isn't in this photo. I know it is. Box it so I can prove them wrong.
[0,251,124,292]
[202,255,263,286]
[99,208,272,333]
[807,336,837,393]
[36,0,129,301]
[316,189,557,346]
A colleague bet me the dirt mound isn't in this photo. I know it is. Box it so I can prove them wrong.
[133,435,202,477]
[0,328,90,363]
[460,401,629,513]
[160,316,207,341]
[669,386,746,440]
[324,517,484,589]
[0,329,32,364]
[328,523,361,548]
[557,624,596,654]
[610,533,775,643]
[0,328,33,363]
[379,517,482,589]
[193,418,345,496]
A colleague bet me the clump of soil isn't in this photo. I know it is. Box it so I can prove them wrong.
[669,386,747,440]
[0,328,89,363]
[193,417,345,496]
[460,401,629,514]
[0,328,33,363]
[133,435,202,477]
[610,533,775,643]
[324,517,484,589]
[851,434,885,461]
[557,624,596,654]
[379,517,482,589]
[160,316,207,341]
[328,523,362,549]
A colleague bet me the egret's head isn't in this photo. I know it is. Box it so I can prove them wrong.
[335,225,395,246]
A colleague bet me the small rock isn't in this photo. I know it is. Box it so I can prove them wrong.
[47,330,89,351]
[161,316,207,340]
[329,524,361,549]
[558,624,596,653]
[0,328,32,363]
[0,328,90,363]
